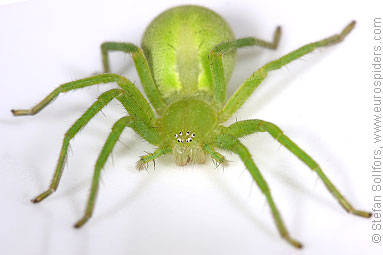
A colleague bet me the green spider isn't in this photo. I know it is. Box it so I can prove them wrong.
[12,5,370,248]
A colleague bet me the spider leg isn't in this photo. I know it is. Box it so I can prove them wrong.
[202,144,228,166]
[226,119,372,218]
[101,42,166,114]
[209,26,281,105]
[74,116,143,228]
[11,73,155,124]
[215,134,303,249]
[32,87,163,203]
[136,147,172,170]
[31,89,123,203]
[219,21,355,122]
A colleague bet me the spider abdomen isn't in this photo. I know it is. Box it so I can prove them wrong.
[141,5,236,103]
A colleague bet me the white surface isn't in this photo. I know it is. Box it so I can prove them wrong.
[0,0,380,254]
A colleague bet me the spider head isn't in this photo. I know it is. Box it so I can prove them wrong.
[161,98,217,165]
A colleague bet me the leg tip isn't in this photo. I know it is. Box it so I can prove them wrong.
[286,237,303,249]
[31,195,45,203]
[73,223,82,229]
[73,216,90,228]
[353,210,372,218]
[11,109,20,116]
[31,189,54,203]
[343,20,356,35]
[220,159,229,168]
[273,26,282,49]
[11,109,31,116]
[136,159,147,171]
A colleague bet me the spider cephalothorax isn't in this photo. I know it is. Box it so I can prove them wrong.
[12,5,370,249]
[160,98,217,166]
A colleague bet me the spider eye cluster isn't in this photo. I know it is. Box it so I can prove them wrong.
[175,131,195,143]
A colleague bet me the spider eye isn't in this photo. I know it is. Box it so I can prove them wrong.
[186,131,190,135]
[191,133,195,137]
[179,131,182,135]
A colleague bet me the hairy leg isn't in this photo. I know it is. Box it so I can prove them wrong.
[209,26,281,105]
[219,21,355,122]
[74,115,166,228]
[101,42,166,114]
[11,73,155,125]
[32,89,163,203]
[136,147,172,170]
[226,119,371,218]
[203,144,228,166]
[32,89,124,202]
[215,134,302,248]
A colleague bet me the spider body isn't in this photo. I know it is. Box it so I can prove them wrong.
[141,5,235,103]
[12,5,371,249]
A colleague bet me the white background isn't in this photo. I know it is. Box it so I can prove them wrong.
[0,0,381,254]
